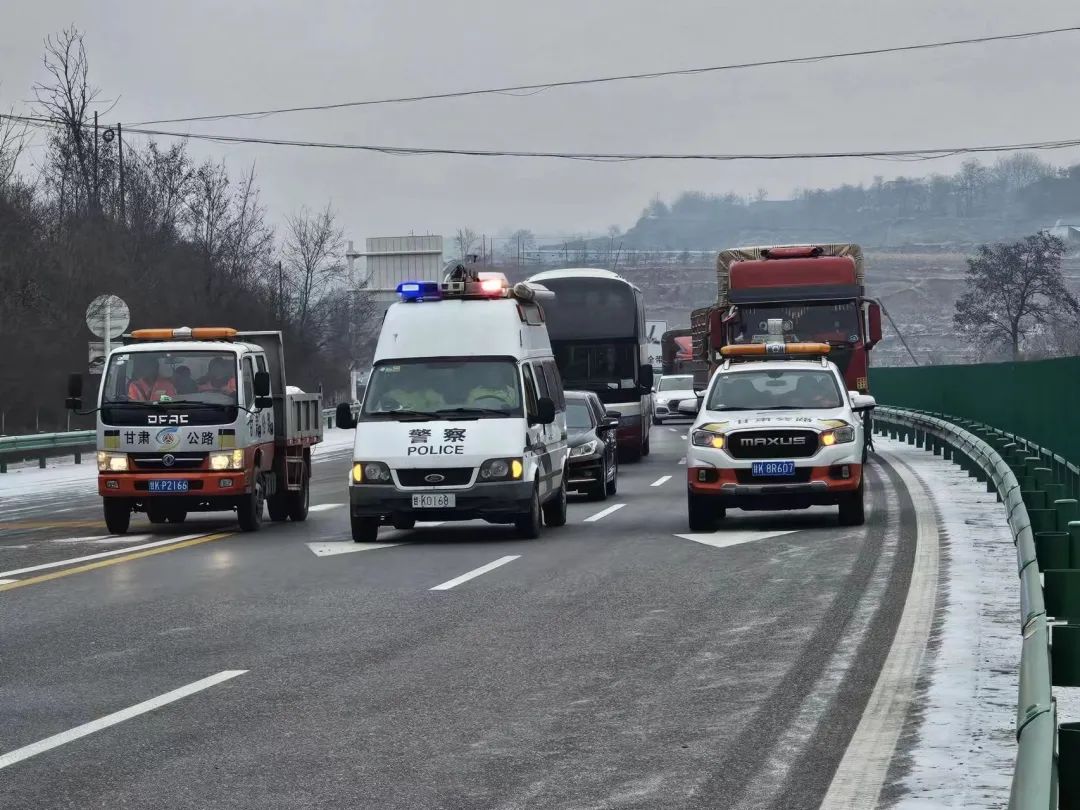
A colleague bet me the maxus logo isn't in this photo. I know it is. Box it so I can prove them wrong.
[740,436,808,447]
[156,427,180,449]
[148,414,189,425]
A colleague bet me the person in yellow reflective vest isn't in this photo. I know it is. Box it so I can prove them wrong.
[465,365,519,410]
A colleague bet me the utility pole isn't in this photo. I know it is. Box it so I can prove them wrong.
[117,122,126,221]
[93,111,100,214]
[277,260,285,324]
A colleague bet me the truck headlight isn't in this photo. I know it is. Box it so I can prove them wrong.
[209,449,245,470]
[569,440,599,458]
[821,426,856,446]
[691,429,725,449]
[97,451,128,472]
[352,461,391,484]
[480,458,523,481]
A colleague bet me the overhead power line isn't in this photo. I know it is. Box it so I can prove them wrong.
[127,25,1080,127]
[7,113,1080,163]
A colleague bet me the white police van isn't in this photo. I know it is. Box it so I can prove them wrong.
[337,265,569,541]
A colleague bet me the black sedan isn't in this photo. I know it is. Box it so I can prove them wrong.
[564,390,620,500]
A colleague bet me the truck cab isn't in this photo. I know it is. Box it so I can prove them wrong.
[684,336,876,530]
[67,327,322,534]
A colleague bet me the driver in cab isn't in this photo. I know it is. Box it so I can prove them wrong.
[465,365,519,410]
[199,358,237,396]
[376,366,446,412]
[128,356,176,402]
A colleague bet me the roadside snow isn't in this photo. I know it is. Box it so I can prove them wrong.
[880,438,1017,808]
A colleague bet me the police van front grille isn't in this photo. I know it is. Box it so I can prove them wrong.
[726,430,819,459]
[396,467,474,487]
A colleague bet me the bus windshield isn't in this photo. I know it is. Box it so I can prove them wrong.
[554,342,638,399]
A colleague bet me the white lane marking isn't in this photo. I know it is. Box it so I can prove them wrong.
[0,670,247,771]
[414,521,445,528]
[0,546,31,551]
[306,541,404,557]
[675,529,796,549]
[52,534,152,545]
[430,555,520,591]
[0,534,207,579]
[0,578,17,584]
[680,434,688,440]
[819,451,939,809]
[307,503,345,513]
[678,457,687,465]
[584,503,626,522]
[669,428,678,432]
[650,476,672,487]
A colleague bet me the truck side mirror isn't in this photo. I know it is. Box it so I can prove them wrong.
[336,401,357,430]
[65,373,83,410]
[639,364,654,391]
[253,370,271,397]
[867,302,883,347]
[534,396,556,425]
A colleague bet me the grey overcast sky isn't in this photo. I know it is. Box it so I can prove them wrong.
[2,1,1079,243]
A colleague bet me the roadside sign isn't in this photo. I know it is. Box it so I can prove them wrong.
[645,320,667,368]
[85,294,130,339]
[89,341,106,375]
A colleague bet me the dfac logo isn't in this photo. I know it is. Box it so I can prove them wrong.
[148,414,189,425]
[155,427,180,449]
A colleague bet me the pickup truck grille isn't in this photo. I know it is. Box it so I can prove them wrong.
[726,430,819,459]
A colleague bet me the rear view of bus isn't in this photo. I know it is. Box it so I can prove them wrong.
[527,269,654,461]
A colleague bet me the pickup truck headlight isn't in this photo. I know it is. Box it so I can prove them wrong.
[821,425,856,446]
[480,458,524,481]
[352,461,391,484]
[569,440,599,458]
[690,429,725,449]
[209,449,245,471]
[97,451,129,472]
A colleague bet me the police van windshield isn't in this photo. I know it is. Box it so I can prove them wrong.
[707,369,842,411]
[362,359,523,419]
[102,351,239,406]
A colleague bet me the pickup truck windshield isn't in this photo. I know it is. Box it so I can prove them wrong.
[362,359,523,419]
[708,369,842,411]
[102,350,239,406]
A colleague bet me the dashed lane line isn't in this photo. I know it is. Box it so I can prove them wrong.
[308,503,345,513]
[650,475,673,487]
[430,555,520,591]
[584,503,626,522]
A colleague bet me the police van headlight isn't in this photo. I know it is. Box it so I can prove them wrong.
[691,429,725,450]
[352,461,391,484]
[97,451,129,472]
[821,426,856,446]
[209,449,245,471]
[480,458,524,481]
[569,440,600,458]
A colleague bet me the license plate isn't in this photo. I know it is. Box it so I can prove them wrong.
[148,479,189,492]
[751,461,795,477]
[412,493,455,509]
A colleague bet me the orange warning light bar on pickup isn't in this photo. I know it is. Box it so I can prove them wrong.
[720,342,831,357]
[131,327,237,340]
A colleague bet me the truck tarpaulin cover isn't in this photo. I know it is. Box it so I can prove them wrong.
[716,243,865,305]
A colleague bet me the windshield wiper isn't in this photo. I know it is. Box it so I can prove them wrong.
[434,407,511,418]
[365,409,440,420]
[713,406,754,411]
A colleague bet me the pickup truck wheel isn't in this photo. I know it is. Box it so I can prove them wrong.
[352,515,380,542]
[515,485,542,539]
[287,466,310,522]
[103,499,131,535]
[687,492,717,532]
[542,479,568,527]
[838,483,866,526]
[237,481,265,532]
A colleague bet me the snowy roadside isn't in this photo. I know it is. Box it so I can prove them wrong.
[879,437,1017,808]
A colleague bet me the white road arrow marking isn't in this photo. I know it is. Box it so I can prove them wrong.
[674,529,797,549]
[306,541,404,557]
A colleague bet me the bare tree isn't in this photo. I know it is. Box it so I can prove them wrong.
[0,105,29,192]
[954,233,1079,359]
[185,160,233,296]
[283,203,345,335]
[454,227,479,259]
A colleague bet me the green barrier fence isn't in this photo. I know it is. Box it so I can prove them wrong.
[871,356,1080,468]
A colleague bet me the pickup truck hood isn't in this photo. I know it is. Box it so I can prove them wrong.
[697,407,853,430]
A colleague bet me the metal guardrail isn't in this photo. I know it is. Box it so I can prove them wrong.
[874,406,1060,810]
[0,409,341,473]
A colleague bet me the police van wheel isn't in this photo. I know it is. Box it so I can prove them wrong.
[392,515,416,531]
[687,492,717,532]
[287,466,310,522]
[838,484,866,527]
[352,516,380,542]
[103,499,131,535]
[237,482,265,533]
[543,481,568,527]
[515,486,542,539]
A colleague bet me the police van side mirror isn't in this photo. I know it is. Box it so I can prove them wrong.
[65,373,83,410]
[336,402,357,430]
[534,397,556,425]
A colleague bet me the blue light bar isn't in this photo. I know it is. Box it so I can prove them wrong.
[396,281,441,302]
